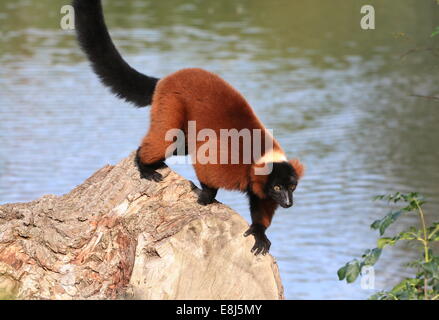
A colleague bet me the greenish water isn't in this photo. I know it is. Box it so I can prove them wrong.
[1,0,439,299]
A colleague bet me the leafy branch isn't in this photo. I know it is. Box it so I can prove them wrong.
[337,192,439,300]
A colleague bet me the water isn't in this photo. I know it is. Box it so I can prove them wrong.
[1,0,439,299]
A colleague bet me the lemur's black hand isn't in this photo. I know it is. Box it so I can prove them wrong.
[244,224,271,255]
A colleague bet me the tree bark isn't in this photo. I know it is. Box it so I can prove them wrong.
[0,152,284,300]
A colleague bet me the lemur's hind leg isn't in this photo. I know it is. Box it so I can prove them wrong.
[136,95,185,182]
[197,182,218,205]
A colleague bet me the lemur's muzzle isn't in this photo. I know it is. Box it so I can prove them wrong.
[279,190,293,208]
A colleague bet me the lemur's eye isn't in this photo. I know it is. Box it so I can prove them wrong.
[273,185,281,192]
[290,185,297,191]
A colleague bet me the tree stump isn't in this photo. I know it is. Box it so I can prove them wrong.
[0,152,284,300]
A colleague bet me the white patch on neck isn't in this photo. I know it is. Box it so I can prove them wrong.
[256,149,287,164]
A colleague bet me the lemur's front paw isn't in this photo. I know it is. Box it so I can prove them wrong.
[251,234,271,256]
[197,198,210,206]
[197,194,215,206]
[244,224,271,256]
[197,183,218,206]
[141,171,163,182]
[136,163,163,182]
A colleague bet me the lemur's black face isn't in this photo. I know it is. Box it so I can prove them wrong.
[266,162,298,208]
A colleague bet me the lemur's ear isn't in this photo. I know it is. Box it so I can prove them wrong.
[289,159,304,179]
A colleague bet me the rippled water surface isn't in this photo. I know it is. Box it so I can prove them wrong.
[1,0,439,299]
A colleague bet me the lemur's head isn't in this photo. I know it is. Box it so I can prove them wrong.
[265,160,304,208]
[251,159,304,208]
[266,161,300,208]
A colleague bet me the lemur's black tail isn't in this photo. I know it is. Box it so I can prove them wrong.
[73,0,158,107]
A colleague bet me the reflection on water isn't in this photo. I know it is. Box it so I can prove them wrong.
[1,0,439,299]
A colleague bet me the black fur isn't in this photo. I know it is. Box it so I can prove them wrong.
[244,162,299,255]
[197,182,218,205]
[73,0,159,107]
[265,162,297,208]
[135,148,166,182]
[243,199,271,256]
[267,162,299,187]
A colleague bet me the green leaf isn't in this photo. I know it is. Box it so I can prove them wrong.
[338,260,361,283]
[373,195,386,201]
[371,220,379,230]
[345,260,361,283]
[388,278,422,300]
[337,265,347,281]
[370,210,403,235]
[362,248,382,266]
[421,261,439,279]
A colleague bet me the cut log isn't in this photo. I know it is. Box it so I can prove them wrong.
[0,152,284,300]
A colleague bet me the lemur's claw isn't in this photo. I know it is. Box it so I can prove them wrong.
[151,172,164,182]
[139,170,163,182]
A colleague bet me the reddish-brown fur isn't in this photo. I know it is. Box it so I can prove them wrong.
[138,68,304,234]
[289,159,305,180]
[75,0,303,255]
[139,68,302,192]
[254,197,278,228]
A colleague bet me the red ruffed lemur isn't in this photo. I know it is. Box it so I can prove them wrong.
[73,0,304,255]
